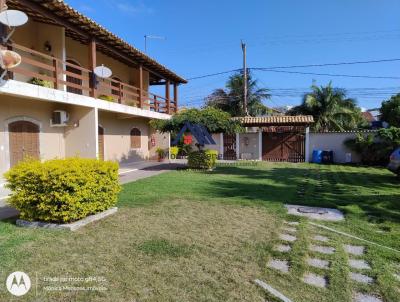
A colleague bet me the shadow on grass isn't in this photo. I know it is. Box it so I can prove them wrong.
[197,165,400,223]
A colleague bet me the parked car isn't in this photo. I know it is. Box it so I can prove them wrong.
[388,148,400,176]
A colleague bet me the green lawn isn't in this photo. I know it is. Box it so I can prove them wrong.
[0,163,399,301]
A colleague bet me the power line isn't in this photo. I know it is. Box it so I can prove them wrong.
[186,69,240,80]
[186,58,400,81]
[253,69,400,80]
[252,58,400,70]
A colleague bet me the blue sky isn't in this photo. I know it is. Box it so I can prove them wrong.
[68,0,400,110]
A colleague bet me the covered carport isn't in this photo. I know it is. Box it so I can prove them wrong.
[233,115,314,162]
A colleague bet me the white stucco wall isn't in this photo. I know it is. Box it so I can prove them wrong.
[238,132,260,160]
[64,107,98,159]
[98,111,151,163]
[0,96,66,174]
[308,132,371,163]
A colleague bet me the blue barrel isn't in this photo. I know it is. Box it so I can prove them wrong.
[312,150,323,163]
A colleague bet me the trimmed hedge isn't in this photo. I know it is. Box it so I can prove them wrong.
[187,149,218,170]
[4,158,121,223]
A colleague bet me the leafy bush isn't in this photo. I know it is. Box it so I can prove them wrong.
[170,146,179,159]
[180,144,192,156]
[187,149,218,170]
[156,147,165,159]
[150,107,243,135]
[4,158,121,223]
[380,94,400,127]
[29,77,53,88]
[344,127,400,165]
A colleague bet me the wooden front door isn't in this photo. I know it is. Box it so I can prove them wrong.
[262,131,305,162]
[98,126,104,160]
[223,134,236,160]
[9,121,40,167]
[66,60,83,95]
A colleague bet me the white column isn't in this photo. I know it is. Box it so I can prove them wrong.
[236,133,240,160]
[258,129,262,160]
[94,107,99,159]
[305,126,310,162]
[61,27,67,92]
[219,133,224,160]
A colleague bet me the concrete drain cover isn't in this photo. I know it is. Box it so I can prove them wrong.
[298,207,328,214]
[285,204,344,221]
[353,293,383,302]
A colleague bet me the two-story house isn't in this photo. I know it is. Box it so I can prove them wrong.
[0,0,187,174]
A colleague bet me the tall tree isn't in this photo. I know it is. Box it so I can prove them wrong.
[288,82,364,132]
[204,71,271,116]
[380,93,400,127]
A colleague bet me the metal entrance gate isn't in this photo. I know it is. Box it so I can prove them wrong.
[223,134,236,160]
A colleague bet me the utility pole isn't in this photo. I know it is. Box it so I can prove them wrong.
[241,40,248,115]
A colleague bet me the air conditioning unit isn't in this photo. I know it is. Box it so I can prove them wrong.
[50,110,69,127]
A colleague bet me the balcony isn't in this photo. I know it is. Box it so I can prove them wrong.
[5,42,177,114]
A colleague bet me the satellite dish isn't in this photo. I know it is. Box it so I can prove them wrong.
[0,50,21,69]
[94,65,112,78]
[0,10,28,27]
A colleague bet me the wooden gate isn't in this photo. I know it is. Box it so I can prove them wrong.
[223,134,236,160]
[262,131,305,162]
[9,121,40,167]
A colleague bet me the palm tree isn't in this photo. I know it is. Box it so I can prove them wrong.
[289,82,364,132]
[204,71,271,116]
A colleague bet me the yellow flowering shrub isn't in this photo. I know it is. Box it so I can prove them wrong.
[4,158,121,223]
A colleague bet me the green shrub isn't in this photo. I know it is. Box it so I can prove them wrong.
[170,146,179,159]
[344,127,400,165]
[4,158,121,223]
[187,149,218,170]
[156,147,165,159]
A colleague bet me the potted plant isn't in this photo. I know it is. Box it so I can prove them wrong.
[156,147,165,162]
[98,95,115,102]
[29,77,53,88]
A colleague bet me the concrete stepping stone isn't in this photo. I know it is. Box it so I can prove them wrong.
[279,233,297,242]
[310,244,335,255]
[267,259,289,273]
[344,245,365,256]
[350,272,374,284]
[307,258,330,269]
[282,226,297,233]
[273,244,291,253]
[349,259,371,270]
[284,221,299,226]
[353,292,382,302]
[313,235,329,242]
[302,273,327,288]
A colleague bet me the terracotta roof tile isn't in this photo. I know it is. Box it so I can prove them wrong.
[233,115,314,125]
[8,0,187,84]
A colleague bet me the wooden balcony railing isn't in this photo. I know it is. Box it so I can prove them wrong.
[5,42,176,114]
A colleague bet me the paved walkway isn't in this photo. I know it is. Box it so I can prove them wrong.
[0,161,184,220]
